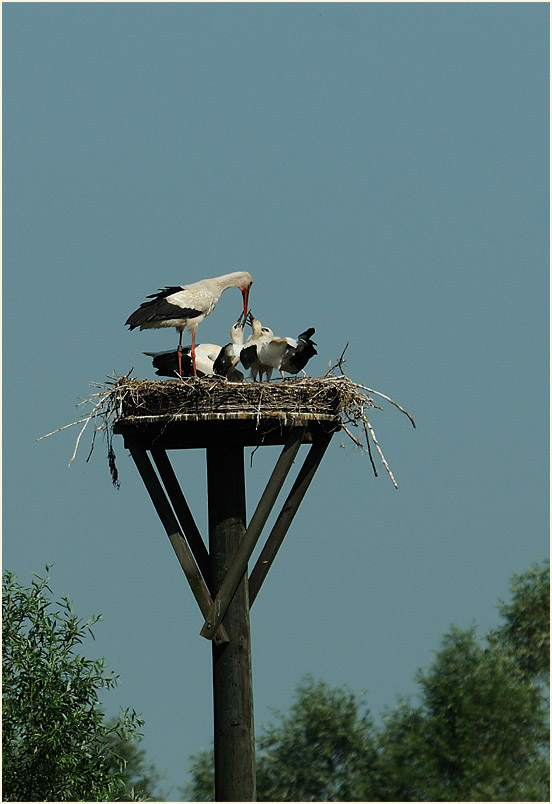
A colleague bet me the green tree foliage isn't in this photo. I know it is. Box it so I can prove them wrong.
[185,559,550,802]
[490,559,549,683]
[182,678,376,802]
[377,626,549,801]
[257,677,377,802]
[2,568,146,802]
[182,746,215,802]
[102,721,167,801]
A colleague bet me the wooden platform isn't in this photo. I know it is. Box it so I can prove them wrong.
[113,410,341,449]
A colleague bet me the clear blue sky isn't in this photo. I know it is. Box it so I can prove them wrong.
[3,2,549,798]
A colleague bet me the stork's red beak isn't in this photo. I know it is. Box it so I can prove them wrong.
[242,286,250,319]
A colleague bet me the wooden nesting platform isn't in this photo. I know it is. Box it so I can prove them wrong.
[113,377,347,449]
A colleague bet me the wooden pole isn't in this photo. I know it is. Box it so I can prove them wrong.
[206,444,255,802]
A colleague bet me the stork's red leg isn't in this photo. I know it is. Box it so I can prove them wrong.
[191,330,197,377]
[177,330,183,379]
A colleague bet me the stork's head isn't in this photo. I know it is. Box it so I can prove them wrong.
[231,315,245,343]
[246,312,263,337]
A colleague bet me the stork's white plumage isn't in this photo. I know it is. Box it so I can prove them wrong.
[143,343,223,378]
[254,329,288,381]
[239,316,276,381]
[240,316,317,381]
[126,271,253,376]
[213,317,246,380]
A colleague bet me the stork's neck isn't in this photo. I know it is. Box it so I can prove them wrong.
[208,271,253,292]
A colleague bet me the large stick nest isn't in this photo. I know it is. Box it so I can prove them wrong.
[115,374,366,419]
[39,366,415,489]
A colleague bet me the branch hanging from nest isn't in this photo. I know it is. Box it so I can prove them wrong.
[37,371,135,488]
[37,361,415,489]
[329,343,416,429]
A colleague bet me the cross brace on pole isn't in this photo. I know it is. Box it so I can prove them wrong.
[126,438,229,646]
[248,431,333,606]
[150,448,211,584]
[123,426,335,642]
[200,426,305,640]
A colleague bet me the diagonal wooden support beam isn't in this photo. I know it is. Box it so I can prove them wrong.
[248,431,333,607]
[126,438,229,646]
[150,448,211,586]
[200,426,306,640]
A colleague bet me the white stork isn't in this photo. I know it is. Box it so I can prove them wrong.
[143,343,223,378]
[279,328,317,377]
[240,316,317,381]
[213,317,246,380]
[239,316,276,381]
[126,271,253,377]
[240,315,273,382]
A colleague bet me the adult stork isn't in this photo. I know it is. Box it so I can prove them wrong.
[126,271,253,377]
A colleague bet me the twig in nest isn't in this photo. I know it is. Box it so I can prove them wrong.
[364,428,378,478]
[68,391,110,467]
[37,370,133,487]
[361,415,399,489]
[355,382,416,429]
[254,384,264,428]
[37,418,89,441]
[341,424,364,450]
[321,359,414,486]
[326,343,349,376]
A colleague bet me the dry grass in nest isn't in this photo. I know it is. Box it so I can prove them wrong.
[38,360,415,489]
[115,375,365,419]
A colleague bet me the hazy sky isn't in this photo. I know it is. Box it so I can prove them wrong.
[3,2,549,798]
